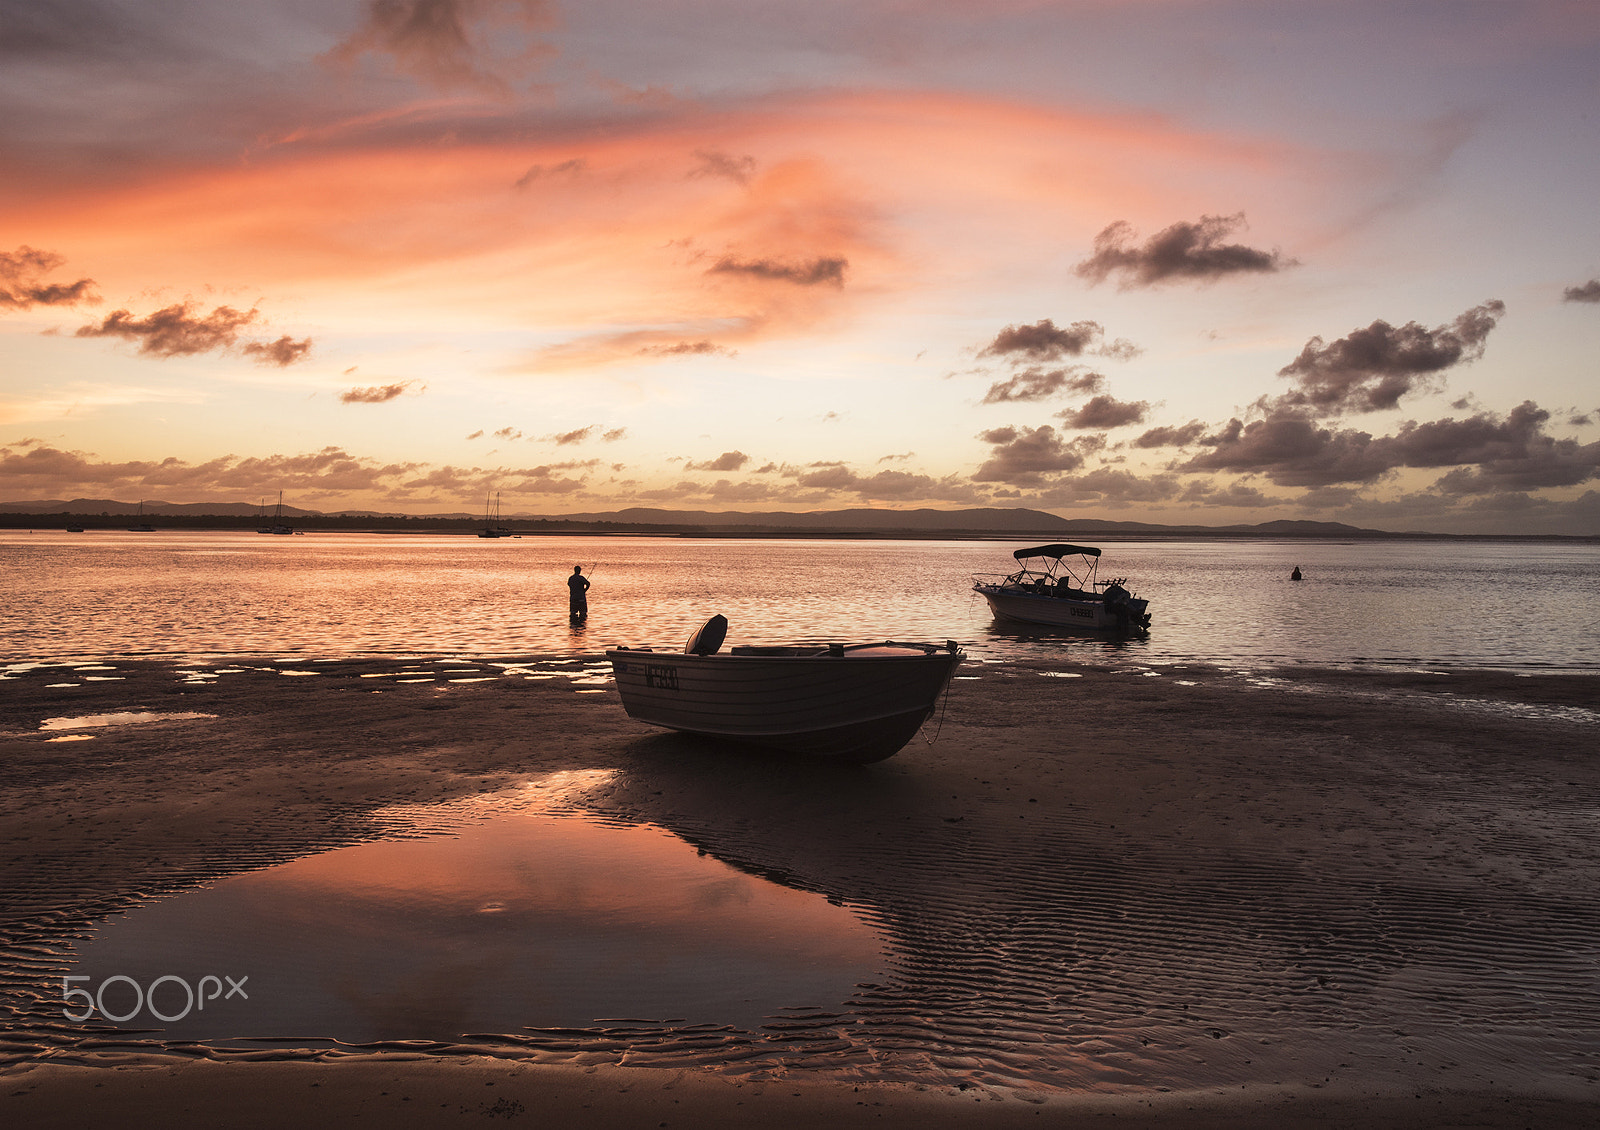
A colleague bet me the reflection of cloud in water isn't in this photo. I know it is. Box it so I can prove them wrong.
[67,776,885,1046]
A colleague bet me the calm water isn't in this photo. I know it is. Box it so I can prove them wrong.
[3,530,1597,671]
[66,775,885,1044]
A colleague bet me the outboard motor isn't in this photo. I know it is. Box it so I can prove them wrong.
[1103,583,1133,631]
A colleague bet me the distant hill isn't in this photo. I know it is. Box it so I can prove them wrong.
[553,506,1083,531]
[554,508,1397,537]
[0,498,451,520]
[0,498,1413,537]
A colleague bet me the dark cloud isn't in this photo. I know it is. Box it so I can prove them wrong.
[340,381,415,404]
[972,425,1104,485]
[0,246,97,310]
[761,460,986,503]
[1182,412,1394,487]
[1382,402,1555,469]
[602,427,627,442]
[688,149,757,185]
[1074,213,1293,288]
[703,479,779,503]
[1134,420,1208,448]
[545,426,593,445]
[852,469,964,500]
[1176,480,1278,508]
[979,319,1105,361]
[243,334,314,367]
[1097,337,1144,362]
[706,256,847,287]
[980,366,1103,404]
[1032,467,1183,506]
[793,462,856,490]
[1403,403,1600,493]
[0,441,424,497]
[465,429,484,439]
[513,158,585,189]
[326,0,555,93]
[506,461,590,494]
[1564,279,1600,304]
[75,302,259,357]
[1181,400,1600,491]
[1295,485,1365,510]
[1057,395,1150,429]
[1275,300,1505,414]
[402,458,597,497]
[685,450,750,472]
[493,426,523,440]
[637,340,737,357]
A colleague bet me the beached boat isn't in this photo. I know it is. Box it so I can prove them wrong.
[973,544,1152,633]
[607,615,963,763]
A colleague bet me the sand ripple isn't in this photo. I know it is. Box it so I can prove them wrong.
[3,657,1599,1100]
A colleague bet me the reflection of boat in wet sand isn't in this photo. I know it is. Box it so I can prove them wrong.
[973,544,1152,634]
[607,615,963,763]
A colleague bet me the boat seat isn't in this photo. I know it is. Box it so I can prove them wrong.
[685,613,728,655]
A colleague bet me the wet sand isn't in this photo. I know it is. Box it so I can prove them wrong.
[3,655,1600,1126]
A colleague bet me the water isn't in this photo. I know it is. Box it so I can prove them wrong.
[2,530,1597,671]
[64,778,885,1044]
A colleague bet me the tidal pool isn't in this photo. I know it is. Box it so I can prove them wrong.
[64,785,885,1046]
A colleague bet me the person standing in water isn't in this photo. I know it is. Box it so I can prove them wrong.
[567,565,591,620]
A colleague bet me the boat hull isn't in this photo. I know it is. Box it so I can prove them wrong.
[975,584,1146,633]
[606,645,962,763]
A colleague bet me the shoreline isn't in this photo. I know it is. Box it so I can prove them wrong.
[6,522,1598,543]
[4,656,1599,1123]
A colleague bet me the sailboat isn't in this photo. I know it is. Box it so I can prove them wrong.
[259,491,293,535]
[478,492,515,538]
[127,501,154,532]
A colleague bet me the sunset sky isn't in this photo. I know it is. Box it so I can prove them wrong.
[2,0,1597,533]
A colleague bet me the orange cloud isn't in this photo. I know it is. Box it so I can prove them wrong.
[6,87,1323,369]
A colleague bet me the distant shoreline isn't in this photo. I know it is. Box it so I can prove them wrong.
[2,513,1596,543]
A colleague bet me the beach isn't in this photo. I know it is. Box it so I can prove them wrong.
[3,655,1600,1126]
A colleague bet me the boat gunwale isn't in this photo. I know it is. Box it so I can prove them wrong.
[607,642,962,663]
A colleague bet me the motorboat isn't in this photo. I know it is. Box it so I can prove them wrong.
[607,615,963,762]
[973,544,1151,633]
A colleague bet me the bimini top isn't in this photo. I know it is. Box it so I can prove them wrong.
[1013,543,1102,560]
